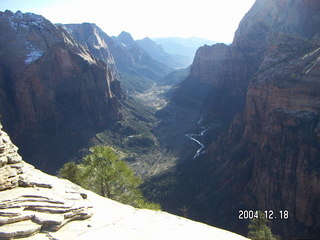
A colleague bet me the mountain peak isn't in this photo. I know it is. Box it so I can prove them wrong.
[2,10,49,30]
[117,31,134,45]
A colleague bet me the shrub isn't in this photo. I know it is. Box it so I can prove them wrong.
[59,145,160,210]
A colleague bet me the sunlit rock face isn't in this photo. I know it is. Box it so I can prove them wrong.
[0,122,93,239]
[62,23,118,69]
[0,124,249,240]
[167,0,320,238]
[0,10,122,172]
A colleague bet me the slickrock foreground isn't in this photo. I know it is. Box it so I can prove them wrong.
[0,123,92,239]
[0,123,248,239]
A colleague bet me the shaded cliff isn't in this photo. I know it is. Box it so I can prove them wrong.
[0,10,122,172]
[153,0,320,239]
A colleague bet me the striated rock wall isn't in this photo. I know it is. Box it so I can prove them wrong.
[0,123,22,191]
[0,123,92,239]
[231,36,320,237]
[200,34,320,238]
[0,10,123,172]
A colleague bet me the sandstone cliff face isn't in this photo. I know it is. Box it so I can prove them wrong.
[186,44,255,122]
[202,35,320,239]
[0,123,249,240]
[240,13,319,240]
[0,10,122,172]
[233,0,320,56]
[162,0,320,238]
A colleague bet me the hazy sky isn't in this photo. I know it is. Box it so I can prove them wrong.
[1,0,255,42]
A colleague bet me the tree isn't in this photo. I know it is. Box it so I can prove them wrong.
[248,211,278,240]
[59,145,160,210]
[58,161,83,185]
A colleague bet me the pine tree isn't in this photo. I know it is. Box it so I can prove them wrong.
[59,145,160,210]
[248,211,277,240]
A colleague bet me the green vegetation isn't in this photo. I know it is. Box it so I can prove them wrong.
[59,145,160,210]
[248,211,278,240]
[87,98,178,179]
[119,72,154,95]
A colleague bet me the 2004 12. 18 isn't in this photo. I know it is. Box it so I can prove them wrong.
[238,210,289,220]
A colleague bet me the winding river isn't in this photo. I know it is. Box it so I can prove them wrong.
[185,116,208,159]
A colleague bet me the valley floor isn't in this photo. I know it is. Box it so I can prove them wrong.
[133,84,171,110]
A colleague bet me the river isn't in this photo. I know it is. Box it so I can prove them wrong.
[185,116,208,159]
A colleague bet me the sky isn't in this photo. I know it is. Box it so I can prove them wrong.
[0,0,256,43]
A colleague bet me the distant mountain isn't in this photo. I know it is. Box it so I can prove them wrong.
[136,37,190,69]
[111,31,173,93]
[152,37,216,66]
[63,25,173,94]
[112,31,173,78]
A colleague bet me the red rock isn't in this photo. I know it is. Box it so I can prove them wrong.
[0,11,122,172]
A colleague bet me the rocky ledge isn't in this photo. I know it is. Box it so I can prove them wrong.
[0,124,248,239]
[0,123,92,239]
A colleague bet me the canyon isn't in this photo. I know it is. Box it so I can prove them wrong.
[0,0,319,239]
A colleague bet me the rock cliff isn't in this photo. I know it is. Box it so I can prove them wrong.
[63,24,172,93]
[0,10,122,172]
[0,123,249,240]
[196,34,320,239]
[112,32,173,86]
[158,0,320,238]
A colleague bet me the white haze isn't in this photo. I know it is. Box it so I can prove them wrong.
[1,0,255,43]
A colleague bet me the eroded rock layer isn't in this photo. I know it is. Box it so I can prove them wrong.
[0,123,92,239]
